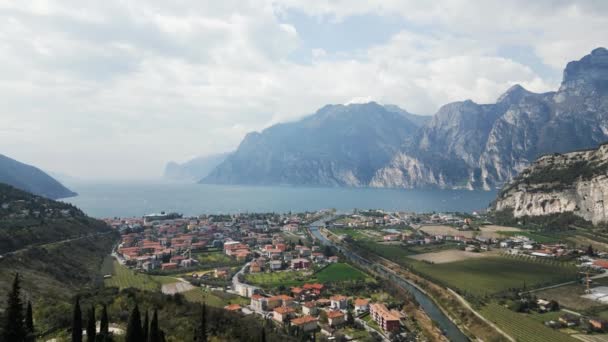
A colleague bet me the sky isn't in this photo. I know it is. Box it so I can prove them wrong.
[0,0,607,180]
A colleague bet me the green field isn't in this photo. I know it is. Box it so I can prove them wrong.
[480,303,576,342]
[194,251,242,269]
[182,288,250,308]
[245,263,373,287]
[315,263,371,282]
[498,231,566,243]
[103,259,178,291]
[355,240,577,296]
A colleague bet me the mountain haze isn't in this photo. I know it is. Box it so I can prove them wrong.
[0,154,77,199]
[164,152,231,182]
[204,48,608,190]
[203,102,421,186]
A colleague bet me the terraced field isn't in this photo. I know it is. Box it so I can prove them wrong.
[480,303,576,342]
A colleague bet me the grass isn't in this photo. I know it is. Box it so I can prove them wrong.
[182,288,249,308]
[355,240,577,296]
[498,231,566,243]
[480,303,576,342]
[194,251,242,269]
[104,260,178,291]
[315,263,371,282]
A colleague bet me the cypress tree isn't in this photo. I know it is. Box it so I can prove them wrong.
[72,297,83,342]
[2,273,26,342]
[99,304,109,341]
[25,301,34,342]
[142,309,149,342]
[86,306,96,342]
[125,304,144,342]
[149,309,159,342]
[196,303,207,342]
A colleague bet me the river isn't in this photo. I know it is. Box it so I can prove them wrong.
[308,220,469,342]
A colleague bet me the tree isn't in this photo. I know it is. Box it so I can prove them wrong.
[72,297,83,342]
[142,310,149,342]
[346,309,354,326]
[25,301,34,342]
[125,304,144,342]
[99,304,109,341]
[149,309,159,342]
[86,306,96,342]
[587,244,595,256]
[196,303,207,342]
[2,273,26,342]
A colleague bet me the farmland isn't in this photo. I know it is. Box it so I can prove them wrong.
[194,250,242,269]
[182,288,250,308]
[245,262,373,288]
[354,240,577,296]
[409,249,495,264]
[103,259,178,291]
[480,303,576,342]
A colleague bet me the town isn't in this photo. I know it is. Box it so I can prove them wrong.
[104,209,608,341]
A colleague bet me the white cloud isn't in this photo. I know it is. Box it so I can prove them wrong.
[0,0,605,179]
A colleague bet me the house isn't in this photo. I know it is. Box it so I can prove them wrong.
[302,301,318,316]
[330,295,348,310]
[161,262,178,270]
[224,304,242,312]
[370,303,401,333]
[251,294,268,311]
[291,315,318,332]
[303,283,324,295]
[250,260,263,273]
[354,298,370,314]
[273,306,295,323]
[291,258,311,269]
[593,259,608,269]
[327,310,345,327]
[328,256,339,263]
[269,260,283,271]
[589,318,608,331]
[559,314,580,327]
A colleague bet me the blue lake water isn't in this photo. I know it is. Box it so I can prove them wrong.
[61,181,497,218]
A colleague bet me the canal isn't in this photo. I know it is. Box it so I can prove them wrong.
[309,220,469,342]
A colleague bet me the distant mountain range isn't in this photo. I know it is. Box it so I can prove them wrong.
[0,154,77,199]
[201,47,608,190]
[164,152,231,182]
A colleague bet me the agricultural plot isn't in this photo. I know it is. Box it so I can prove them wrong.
[536,284,603,311]
[194,251,242,268]
[104,260,178,291]
[410,256,577,296]
[480,303,576,342]
[409,250,493,264]
[182,288,249,308]
[315,263,372,282]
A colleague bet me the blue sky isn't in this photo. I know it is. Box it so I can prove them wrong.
[0,1,605,179]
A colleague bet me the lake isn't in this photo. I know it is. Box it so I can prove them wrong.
[61,181,497,218]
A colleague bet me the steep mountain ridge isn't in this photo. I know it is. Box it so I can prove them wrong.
[0,153,77,199]
[204,47,608,190]
[492,143,608,224]
[203,102,420,186]
[164,152,231,182]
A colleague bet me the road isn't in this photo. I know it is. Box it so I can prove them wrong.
[0,231,115,258]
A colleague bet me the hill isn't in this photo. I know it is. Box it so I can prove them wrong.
[0,153,76,199]
[205,48,608,190]
[492,143,608,225]
[0,183,117,334]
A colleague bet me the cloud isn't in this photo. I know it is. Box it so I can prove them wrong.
[0,1,605,179]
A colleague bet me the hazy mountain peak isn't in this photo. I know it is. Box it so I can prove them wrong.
[561,46,608,91]
[496,84,531,103]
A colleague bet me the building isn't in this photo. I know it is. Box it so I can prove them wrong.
[370,303,401,333]
[224,304,242,312]
[273,306,295,323]
[291,258,311,269]
[251,294,268,312]
[302,301,318,316]
[327,310,345,327]
[354,298,370,314]
[250,259,263,273]
[330,295,348,310]
[291,315,318,332]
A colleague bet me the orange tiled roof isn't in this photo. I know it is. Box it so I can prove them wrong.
[274,306,295,314]
[224,304,242,311]
[327,311,345,319]
[291,315,318,325]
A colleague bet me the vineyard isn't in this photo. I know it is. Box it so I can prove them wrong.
[480,303,576,342]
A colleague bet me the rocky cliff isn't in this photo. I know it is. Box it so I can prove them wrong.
[204,48,608,190]
[492,143,608,224]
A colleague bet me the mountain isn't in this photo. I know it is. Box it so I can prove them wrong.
[0,183,117,325]
[164,152,231,182]
[202,102,421,186]
[0,153,77,199]
[373,47,608,189]
[492,143,608,225]
[204,48,608,190]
